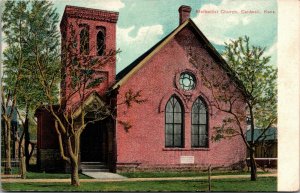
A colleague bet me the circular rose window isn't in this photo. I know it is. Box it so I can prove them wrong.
[179,72,196,91]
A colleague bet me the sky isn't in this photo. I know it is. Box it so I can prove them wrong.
[2,0,278,73]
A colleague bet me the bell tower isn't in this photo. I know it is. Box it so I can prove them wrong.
[60,6,119,105]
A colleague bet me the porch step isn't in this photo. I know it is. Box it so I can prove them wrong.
[81,162,105,165]
[81,168,110,172]
[81,164,108,169]
[81,162,109,173]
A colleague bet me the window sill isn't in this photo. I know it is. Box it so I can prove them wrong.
[162,148,210,151]
[190,148,210,151]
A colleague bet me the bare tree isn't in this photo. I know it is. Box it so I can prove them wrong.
[190,36,277,181]
[33,21,146,186]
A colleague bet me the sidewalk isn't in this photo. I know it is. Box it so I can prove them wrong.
[1,173,277,183]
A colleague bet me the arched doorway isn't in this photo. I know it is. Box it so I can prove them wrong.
[80,120,108,163]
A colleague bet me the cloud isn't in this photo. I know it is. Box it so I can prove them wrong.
[52,0,125,11]
[116,24,163,72]
[2,42,7,51]
[118,25,163,44]
[265,42,276,56]
[264,42,277,66]
[192,0,277,46]
[79,0,125,11]
[1,31,7,61]
[242,17,250,25]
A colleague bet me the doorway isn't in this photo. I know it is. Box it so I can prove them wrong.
[80,120,108,162]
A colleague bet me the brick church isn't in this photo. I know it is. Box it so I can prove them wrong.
[36,5,247,172]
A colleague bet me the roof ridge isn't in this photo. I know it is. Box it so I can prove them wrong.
[114,19,190,88]
[116,25,180,81]
[113,18,248,98]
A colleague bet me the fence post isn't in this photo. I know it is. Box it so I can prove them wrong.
[208,165,211,191]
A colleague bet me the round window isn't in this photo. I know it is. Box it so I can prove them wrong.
[179,72,196,91]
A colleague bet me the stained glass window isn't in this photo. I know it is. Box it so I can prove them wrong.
[97,28,105,56]
[165,96,184,147]
[179,72,196,91]
[191,97,208,148]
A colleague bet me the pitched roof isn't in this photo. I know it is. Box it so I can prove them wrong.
[114,18,247,95]
[72,91,107,119]
[246,127,277,141]
[116,26,178,81]
[114,19,190,88]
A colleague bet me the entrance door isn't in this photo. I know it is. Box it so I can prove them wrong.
[80,121,103,162]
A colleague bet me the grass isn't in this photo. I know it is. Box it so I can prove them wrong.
[1,177,277,191]
[26,171,92,179]
[119,170,269,178]
[2,169,268,179]
[1,169,92,179]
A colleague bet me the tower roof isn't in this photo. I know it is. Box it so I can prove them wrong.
[60,5,119,29]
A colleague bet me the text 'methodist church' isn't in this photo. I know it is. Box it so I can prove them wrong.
[36,5,247,173]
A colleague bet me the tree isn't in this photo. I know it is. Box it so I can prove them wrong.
[196,36,277,181]
[1,0,29,174]
[2,0,144,185]
[2,0,60,170]
[32,19,146,186]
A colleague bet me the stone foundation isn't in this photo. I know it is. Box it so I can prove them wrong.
[116,161,246,173]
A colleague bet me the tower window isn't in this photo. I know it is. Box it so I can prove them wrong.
[80,26,89,54]
[97,27,106,56]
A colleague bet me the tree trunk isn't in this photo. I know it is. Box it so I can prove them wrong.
[4,120,12,174]
[20,145,27,179]
[18,129,25,159]
[249,147,257,181]
[71,133,81,186]
[71,159,80,186]
[249,105,257,181]
[24,114,30,168]
[11,121,17,159]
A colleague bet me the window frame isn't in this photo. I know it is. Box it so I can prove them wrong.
[179,72,196,91]
[96,27,106,56]
[165,95,184,148]
[79,25,90,55]
[191,97,209,148]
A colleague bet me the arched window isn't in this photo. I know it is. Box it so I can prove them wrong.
[80,26,89,54]
[97,28,105,56]
[191,97,208,148]
[165,96,184,148]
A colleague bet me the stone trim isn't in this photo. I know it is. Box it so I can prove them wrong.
[62,6,119,23]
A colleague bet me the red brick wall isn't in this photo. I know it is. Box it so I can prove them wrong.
[116,25,247,170]
[37,6,119,171]
[60,6,118,109]
[36,109,59,149]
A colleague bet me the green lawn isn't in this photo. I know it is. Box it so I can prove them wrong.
[12,170,269,179]
[26,171,91,179]
[1,177,277,192]
[1,170,92,179]
[119,170,269,178]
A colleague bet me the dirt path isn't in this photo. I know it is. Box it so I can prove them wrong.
[1,173,277,183]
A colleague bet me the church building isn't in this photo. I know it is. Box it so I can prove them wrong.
[36,5,247,173]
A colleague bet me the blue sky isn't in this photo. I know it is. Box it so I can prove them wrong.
[3,0,278,73]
